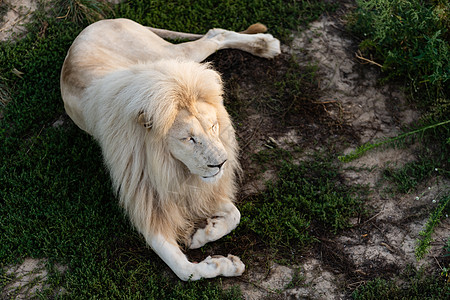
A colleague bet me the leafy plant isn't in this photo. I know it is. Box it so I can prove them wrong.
[350,0,449,106]
[240,157,364,255]
[416,194,450,260]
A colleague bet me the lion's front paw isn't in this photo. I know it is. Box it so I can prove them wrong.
[198,254,245,278]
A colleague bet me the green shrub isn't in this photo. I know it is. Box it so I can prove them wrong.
[350,0,449,107]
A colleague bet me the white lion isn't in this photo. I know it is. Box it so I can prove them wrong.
[60,18,280,281]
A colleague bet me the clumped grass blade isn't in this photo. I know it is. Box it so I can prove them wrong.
[415,194,450,260]
[54,0,114,24]
[339,119,450,163]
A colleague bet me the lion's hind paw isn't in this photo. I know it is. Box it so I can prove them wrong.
[252,34,281,59]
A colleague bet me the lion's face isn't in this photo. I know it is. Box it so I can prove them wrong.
[167,102,228,182]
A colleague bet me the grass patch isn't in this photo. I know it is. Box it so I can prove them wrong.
[268,60,321,124]
[116,0,336,41]
[218,54,322,127]
[352,267,449,299]
[0,18,82,136]
[382,159,437,194]
[0,76,10,106]
[442,239,450,282]
[239,154,365,258]
[415,194,450,260]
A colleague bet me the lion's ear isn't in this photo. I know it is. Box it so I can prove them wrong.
[138,112,153,129]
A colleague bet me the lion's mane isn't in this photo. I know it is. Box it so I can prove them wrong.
[82,60,240,244]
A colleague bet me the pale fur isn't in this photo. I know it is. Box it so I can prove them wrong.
[82,60,239,244]
[60,18,280,280]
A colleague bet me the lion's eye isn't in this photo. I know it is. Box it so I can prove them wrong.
[188,137,197,144]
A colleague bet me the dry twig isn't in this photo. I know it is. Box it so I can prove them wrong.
[355,50,383,68]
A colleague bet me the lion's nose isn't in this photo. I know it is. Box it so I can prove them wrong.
[207,159,227,170]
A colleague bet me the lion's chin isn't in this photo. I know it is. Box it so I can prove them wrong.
[200,168,224,183]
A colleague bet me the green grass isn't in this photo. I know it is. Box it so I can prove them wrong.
[442,239,450,281]
[0,0,336,298]
[239,153,365,259]
[352,267,449,300]
[382,159,438,194]
[116,0,336,41]
[224,56,321,125]
[349,0,449,106]
[415,194,450,260]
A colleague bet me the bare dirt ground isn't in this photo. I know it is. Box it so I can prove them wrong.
[0,0,38,41]
[2,1,449,299]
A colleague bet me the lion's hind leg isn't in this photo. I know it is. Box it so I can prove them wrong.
[209,29,281,59]
[149,233,244,281]
[171,26,281,62]
[189,202,240,249]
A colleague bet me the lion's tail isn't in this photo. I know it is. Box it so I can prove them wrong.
[146,23,268,41]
